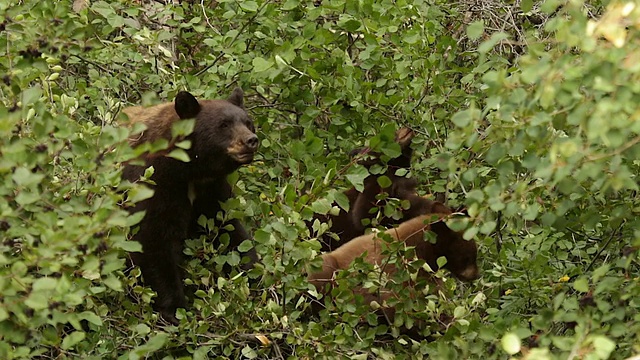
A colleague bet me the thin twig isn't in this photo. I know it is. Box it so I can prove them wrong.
[586,136,640,161]
[193,0,271,76]
[585,221,626,274]
[200,0,221,36]
[70,55,114,74]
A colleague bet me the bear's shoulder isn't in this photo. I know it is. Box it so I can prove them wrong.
[123,102,179,147]
[123,98,243,147]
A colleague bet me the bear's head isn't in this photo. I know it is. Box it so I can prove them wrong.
[350,127,415,169]
[431,226,479,282]
[174,88,259,177]
[423,203,480,282]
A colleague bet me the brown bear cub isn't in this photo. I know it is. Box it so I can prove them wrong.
[311,128,436,251]
[122,88,259,324]
[307,202,479,329]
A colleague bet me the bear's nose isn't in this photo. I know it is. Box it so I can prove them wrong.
[244,134,259,150]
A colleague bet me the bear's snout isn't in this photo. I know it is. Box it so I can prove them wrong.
[226,127,258,164]
[243,134,259,151]
[456,264,480,282]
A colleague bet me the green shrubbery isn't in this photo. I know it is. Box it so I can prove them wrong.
[1,0,639,358]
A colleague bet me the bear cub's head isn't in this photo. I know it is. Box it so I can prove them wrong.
[174,88,258,175]
[350,127,415,170]
[430,219,480,282]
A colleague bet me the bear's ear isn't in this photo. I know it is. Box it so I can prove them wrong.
[228,87,244,108]
[394,127,415,148]
[175,91,201,119]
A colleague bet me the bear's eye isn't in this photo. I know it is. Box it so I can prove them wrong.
[220,120,231,129]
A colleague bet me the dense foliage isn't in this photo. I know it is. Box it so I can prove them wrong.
[1,0,639,358]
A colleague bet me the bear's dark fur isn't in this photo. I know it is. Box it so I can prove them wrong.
[311,128,437,251]
[122,88,259,324]
[307,202,480,333]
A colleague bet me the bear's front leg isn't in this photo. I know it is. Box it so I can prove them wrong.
[130,188,192,324]
[132,242,186,324]
[190,179,259,272]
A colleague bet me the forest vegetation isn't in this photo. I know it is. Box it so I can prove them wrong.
[1,0,639,359]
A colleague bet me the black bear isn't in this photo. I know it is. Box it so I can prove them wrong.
[307,202,480,331]
[122,88,259,324]
[311,127,437,251]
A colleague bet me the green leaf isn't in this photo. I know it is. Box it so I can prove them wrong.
[310,198,333,215]
[501,333,521,355]
[540,0,562,13]
[541,213,556,226]
[61,331,86,350]
[130,332,169,358]
[592,335,616,359]
[573,277,589,293]
[252,57,273,72]
[521,0,533,12]
[25,292,49,310]
[479,221,496,234]
[376,175,392,188]
[254,229,270,244]
[127,186,154,204]
[281,0,299,11]
[403,29,420,45]
[171,119,195,136]
[342,19,361,32]
[167,149,191,162]
[143,166,155,179]
[227,252,241,266]
[345,166,369,192]
[451,109,478,128]
[592,264,610,282]
[334,191,350,212]
[135,324,151,335]
[15,191,40,205]
[290,140,305,159]
[32,277,58,291]
[241,345,258,359]
[380,143,401,159]
[274,54,288,67]
[103,276,123,291]
[237,240,254,252]
[125,211,146,227]
[115,240,143,253]
[12,167,45,187]
[79,311,103,326]
[394,168,409,177]
[239,1,258,12]
[21,86,43,105]
[463,226,478,241]
[305,135,323,155]
[453,306,466,318]
[467,21,484,40]
[478,32,509,54]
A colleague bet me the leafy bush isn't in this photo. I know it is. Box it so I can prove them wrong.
[1,0,639,358]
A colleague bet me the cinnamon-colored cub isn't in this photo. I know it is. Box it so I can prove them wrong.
[307,202,480,327]
[311,128,435,251]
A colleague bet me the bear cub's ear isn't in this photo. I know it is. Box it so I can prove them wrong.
[175,91,201,119]
[227,87,244,108]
